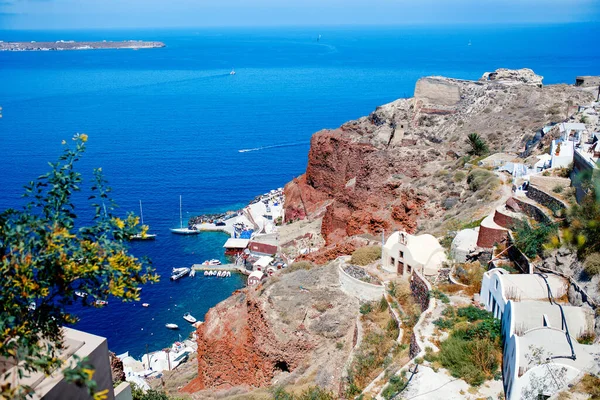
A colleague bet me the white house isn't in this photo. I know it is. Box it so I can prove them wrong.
[247,270,265,286]
[479,269,567,319]
[551,138,575,169]
[253,255,274,271]
[503,327,600,400]
[382,231,447,277]
[559,122,587,143]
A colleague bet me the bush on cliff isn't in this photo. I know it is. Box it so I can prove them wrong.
[271,386,336,400]
[431,307,501,386]
[350,245,382,266]
[467,168,500,201]
[513,219,557,259]
[284,261,314,274]
[584,253,600,276]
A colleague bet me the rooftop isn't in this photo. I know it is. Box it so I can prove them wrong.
[509,300,593,338]
[517,327,600,374]
[223,238,250,249]
[492,270,568,301]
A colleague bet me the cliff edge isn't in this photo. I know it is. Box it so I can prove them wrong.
[284,68,593,261]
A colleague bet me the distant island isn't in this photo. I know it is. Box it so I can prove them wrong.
[0,40,165,51]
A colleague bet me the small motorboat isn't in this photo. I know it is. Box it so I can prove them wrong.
[165,323,179,330]
[171,267,191,281]
[142,303,150,308]
[189,269,196,278]
[230,68,236,75]
[202,259,222,266]
[75,291,87,298]
[95,300,108,306]
[183,312,197,324]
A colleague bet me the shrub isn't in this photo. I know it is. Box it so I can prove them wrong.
[351,246,382,266]
[513,220,557,258]
[433,317,455,330]
[457,306,491,322]
[381,374,407,400]
[453,171,466,182]
[553,185,564,193]
[584,253,600,276]
[284,261,314,274]
[466,168,500,200]
[430,289,450,304]
[360,302,374,315]
[272,386,336,400]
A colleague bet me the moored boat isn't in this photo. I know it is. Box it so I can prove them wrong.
[183,312,197,323]
[142,303,150,307]
[170,267,190,281]
[95,300,108,306]
[165,323,179,330]
[171,196,200,235]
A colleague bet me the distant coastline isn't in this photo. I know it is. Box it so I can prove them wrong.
[0,40,165,51]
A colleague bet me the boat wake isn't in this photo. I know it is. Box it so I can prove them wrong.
[238,141,307,153]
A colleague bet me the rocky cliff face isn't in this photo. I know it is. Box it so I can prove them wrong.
[284,69,594,260]
[183,264,359,396]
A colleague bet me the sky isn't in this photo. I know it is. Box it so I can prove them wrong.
[0,0,599,30]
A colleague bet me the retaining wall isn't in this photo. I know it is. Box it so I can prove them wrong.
[338,264,385,302]
[507,231,533,274]
[526,185,568,213]
[511,197,552,224]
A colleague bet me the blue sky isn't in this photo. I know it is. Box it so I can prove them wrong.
[1,0,599,30]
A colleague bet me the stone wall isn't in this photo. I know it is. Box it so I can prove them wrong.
[511,197,552,224]
[410,271,431,312]
[409,332,420,359]
[526,185,568,213]
[338,264,385,302]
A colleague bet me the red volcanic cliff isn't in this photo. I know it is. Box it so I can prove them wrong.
[285,128,428,248]
[183,291,312,392]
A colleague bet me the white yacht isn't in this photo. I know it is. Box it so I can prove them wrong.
[170,195,200,235]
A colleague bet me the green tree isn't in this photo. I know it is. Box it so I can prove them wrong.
[467,133,489,156]
[0,134,158,399]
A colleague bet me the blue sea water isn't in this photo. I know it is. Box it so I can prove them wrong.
[1,24,599,358]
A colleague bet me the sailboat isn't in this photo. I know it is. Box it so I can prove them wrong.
[131,200,157,240]
[170,195,200,235]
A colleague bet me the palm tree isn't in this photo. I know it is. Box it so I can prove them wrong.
[467,133,489,156]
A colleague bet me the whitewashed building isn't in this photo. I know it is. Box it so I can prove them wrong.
[503,327,599,400]
[382,231,447,277]
[479,268,567,319]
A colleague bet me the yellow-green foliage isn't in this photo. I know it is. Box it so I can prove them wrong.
[350,245,382,266]
[0,135,158,399]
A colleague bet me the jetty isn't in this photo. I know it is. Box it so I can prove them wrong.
[191,263,250,275]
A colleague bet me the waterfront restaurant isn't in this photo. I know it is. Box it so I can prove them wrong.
[223,238,249,256]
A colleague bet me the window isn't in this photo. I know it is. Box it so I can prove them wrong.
[399,251,404,259]
[495,279,499,290]
[390,257,395,267]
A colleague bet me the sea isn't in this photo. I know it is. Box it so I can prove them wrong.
[1,24,599,358]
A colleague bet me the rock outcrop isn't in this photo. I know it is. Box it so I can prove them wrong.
[481,68,544,87]
[183,264,359,396]
[283,69,594,261]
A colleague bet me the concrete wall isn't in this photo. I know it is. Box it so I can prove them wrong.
[338,264,385,302]
[114,382,133,400]
[414,77,461,106]
[42,330,115,400]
